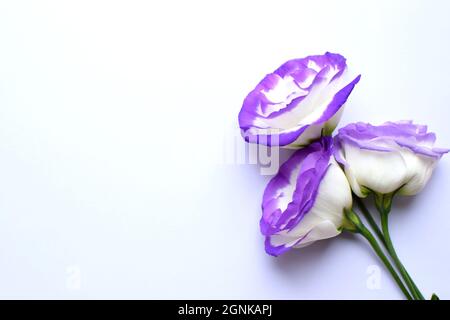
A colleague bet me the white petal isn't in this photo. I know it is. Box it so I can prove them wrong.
[342,144,409,195]
[287,107,345,148]
[399,150,438,195]
[293,221,341,248]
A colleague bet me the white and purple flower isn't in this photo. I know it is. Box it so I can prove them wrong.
[261,137,352,256]
[239,52,449,299]
[335,121,449,197]
[239,52,360,148]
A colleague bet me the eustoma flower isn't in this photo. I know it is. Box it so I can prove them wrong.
[335,121,449,300]
[239,52,360,148]
[261,137,352,256]
[334,121,449,198]
[239,52,448,300]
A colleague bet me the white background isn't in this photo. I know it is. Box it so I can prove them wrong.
[0,0,449,299]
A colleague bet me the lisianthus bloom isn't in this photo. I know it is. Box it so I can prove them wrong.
[335,121,449,197]
[261,137,352,256]
[238,52,360,148]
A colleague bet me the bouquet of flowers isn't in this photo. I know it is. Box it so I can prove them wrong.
[238,52,448,300]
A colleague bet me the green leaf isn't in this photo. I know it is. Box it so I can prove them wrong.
[431,294,440,300]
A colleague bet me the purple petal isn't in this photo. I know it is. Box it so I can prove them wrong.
[336,121,449,159]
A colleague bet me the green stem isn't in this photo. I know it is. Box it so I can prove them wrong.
[344,210,413,300]
[354,195,386,247]
[360,193,426,300]
[379,209,425,300]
